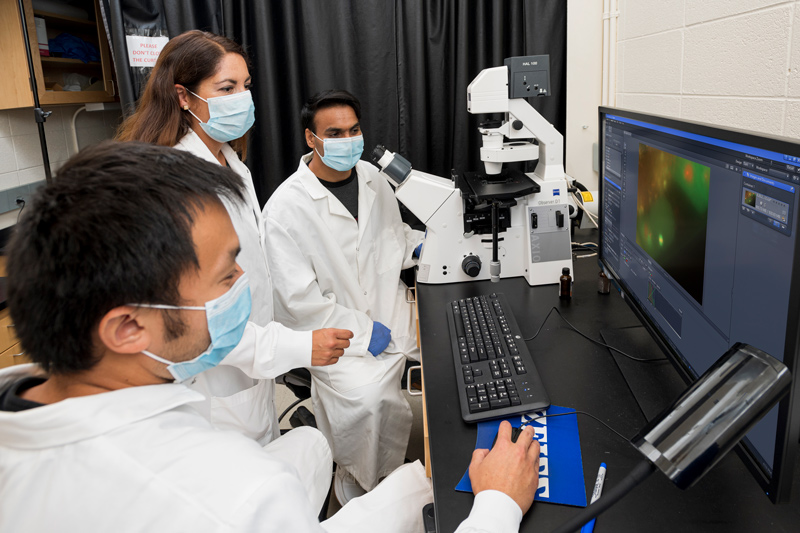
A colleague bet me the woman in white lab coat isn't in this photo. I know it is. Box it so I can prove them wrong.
[117,30,303,444]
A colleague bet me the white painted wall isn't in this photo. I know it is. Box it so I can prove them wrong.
[566,0,604,191]
[616,0,800,139]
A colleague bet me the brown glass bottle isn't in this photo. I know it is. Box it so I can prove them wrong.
[598,270,610,294]
[559,267,572,299]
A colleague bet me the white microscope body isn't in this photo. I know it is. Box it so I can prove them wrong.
[373,56,573,286]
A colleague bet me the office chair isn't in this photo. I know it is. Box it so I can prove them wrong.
[276,368,317,429]
[277,361,421,429]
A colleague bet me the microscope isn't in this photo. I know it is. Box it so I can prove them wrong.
[373,55,573,286]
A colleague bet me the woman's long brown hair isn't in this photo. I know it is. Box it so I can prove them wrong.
[116,30,251,159]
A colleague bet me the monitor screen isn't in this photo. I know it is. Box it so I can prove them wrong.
[598,107,800,503]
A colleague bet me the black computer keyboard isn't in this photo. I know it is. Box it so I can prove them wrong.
[446,293,550,423]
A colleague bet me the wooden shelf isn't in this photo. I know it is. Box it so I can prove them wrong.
[40,89,114,105]
[32,9,96,27]
[40,57,101,66]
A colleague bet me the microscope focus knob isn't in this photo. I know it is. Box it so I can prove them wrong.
[512,119,524,131]
[462,255,482,278]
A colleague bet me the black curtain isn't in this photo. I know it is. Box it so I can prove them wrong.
[393,1,566,181]
[100,0,224,110]
[105,0,566,206]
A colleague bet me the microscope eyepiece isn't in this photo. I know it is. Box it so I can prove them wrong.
[372,145,412,185]
[371,145,387,164]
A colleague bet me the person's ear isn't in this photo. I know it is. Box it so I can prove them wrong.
[97,306,152,355]
[175,84,190,111]
[305,128,317,150]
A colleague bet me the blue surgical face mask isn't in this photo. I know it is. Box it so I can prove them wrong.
[186,89,255,143]
[312,131,364,172]
[134,273,252,383]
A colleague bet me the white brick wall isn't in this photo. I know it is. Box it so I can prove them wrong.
[0,105,121,192]
[0,104,121,229]
[616,0,800,138]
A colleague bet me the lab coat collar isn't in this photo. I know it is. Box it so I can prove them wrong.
[297,153,355,220]
[176,130,263,228]
[355,161,377,240]
[296,154,378,238]
[0,364,205,450]
[176,129,252,181]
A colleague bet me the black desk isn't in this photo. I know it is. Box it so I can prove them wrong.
[417,235,800,532]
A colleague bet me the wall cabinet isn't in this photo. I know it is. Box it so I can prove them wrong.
[0,308,27,367]
[0,256,26,368]
[0,0,117,110]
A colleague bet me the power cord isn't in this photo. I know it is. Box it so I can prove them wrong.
[571,241,598,258]
[550,459,655,533]
[523,306,667,362]
[570,190,599,228]
[516,410,656,533]
[519,409,631,442]
[571,242,598,252]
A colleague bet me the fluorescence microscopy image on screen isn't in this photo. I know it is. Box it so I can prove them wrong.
[744,189,756,207]
[636,143,710,305]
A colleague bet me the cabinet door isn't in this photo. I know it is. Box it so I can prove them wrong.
[21,0,117,106]
[0,0,36,110]
[0,311,17,354]
[0,342,20,369]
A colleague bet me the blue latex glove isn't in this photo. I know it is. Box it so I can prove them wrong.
[413,243,423,258]
[368,322,392,356]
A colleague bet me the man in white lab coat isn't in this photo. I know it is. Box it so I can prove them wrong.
[264,90,424,500]
[0,142,541,533]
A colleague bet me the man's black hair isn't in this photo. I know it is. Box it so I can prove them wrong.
[7,141,246,375]
[301,89,362,133]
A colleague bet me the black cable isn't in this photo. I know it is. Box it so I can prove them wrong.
[571,244,598,252]
[278,396,304,423]
[16,199,25,224]
[519,410,631,443]
[523,307,558,342]
[523,306,667,362]
[549,459,656,533]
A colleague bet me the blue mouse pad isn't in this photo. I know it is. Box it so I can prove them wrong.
[455,405,587,507]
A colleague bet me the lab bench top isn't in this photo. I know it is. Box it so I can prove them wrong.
[416,232,800,532]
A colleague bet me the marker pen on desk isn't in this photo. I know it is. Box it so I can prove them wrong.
[580,463,606,533]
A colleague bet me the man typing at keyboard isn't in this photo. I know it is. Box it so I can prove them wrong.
[0,142,541,533]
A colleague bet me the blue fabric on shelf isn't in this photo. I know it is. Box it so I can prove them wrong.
[48,33,100,63]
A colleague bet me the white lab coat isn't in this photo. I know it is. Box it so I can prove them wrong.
[264,154,424,490]
[174,131,309,444]
[0,364,328,532]
[0,365,509,532]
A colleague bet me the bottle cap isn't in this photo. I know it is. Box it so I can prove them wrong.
[562,267,570,275]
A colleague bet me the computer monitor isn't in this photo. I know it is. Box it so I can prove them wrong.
[598,106,800,503]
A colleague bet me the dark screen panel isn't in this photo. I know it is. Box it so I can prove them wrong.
[598,107,800,503]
